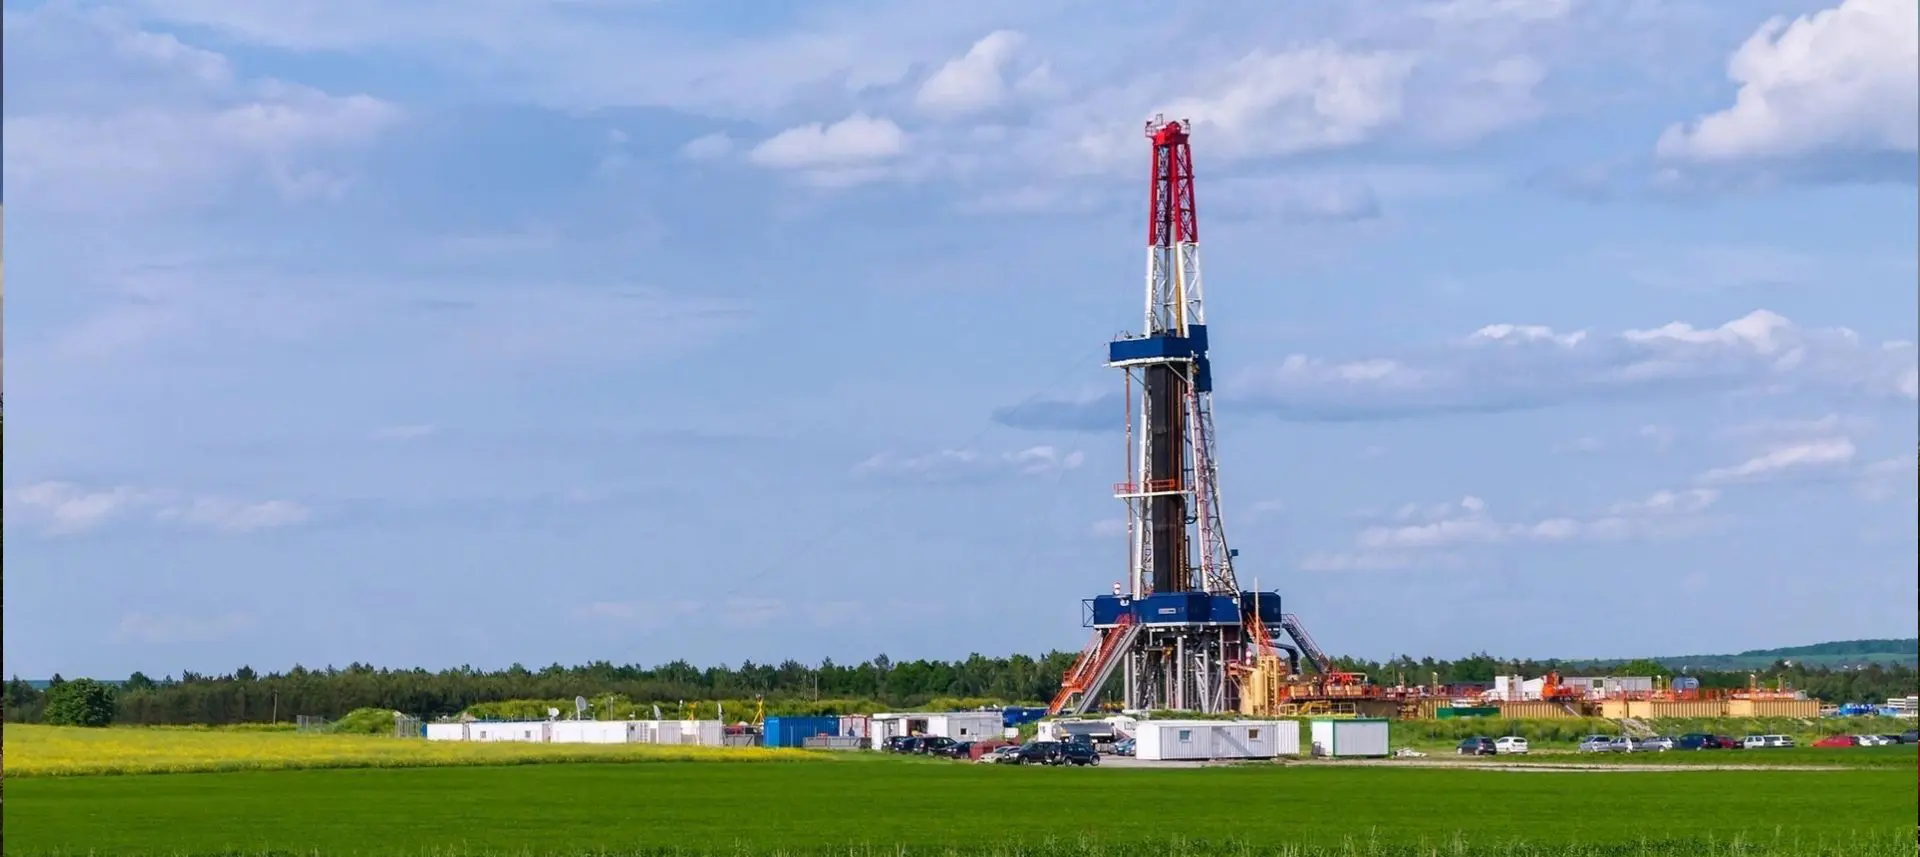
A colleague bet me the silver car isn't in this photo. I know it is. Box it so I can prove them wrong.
[1636,736,1675,752]
[1577,735,1617,753]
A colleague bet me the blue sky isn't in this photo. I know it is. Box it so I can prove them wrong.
[4,0,1916,680]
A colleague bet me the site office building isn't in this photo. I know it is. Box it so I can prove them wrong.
[869,712,1005,749]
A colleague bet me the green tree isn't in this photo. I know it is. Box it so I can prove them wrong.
[43,678,118,727]
[1617,658,1671,677]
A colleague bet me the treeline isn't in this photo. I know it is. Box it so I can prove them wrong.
[5,651,1915,727]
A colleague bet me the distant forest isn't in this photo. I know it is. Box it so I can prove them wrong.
[6,645,1916,727]
[1577,638,1920,672]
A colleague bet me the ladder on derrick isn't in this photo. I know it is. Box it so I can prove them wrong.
[1048,616,1142,715]
[1278,613,1333,675]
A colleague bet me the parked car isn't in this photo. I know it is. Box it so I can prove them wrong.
[1712,735,1742,749]
[933,740,972,759]
[1899,730,1919,744]
[1457,737,1497,756]
[1577,735,1617,753]
[1741,734,1795,749]
[982,744,1022,764]
[1110,738,1136,757]
[1016,740,1099,766]
[917,736,958,755]
[1812,734,1858,748]
[1636,736,1675,752]
[1675,733,1722,750]
[1606,737,1636,752]
[1493,736,1529,755]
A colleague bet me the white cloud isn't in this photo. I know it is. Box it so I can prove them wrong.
[2,5,401,212]
[1152,47,1418,162]
[680,132,736,161]
[996,309,1918,429]
[1656,0,1918,165]
[1723,414,1869,439]
[1299,550,1464,573]
[3,481,311,535]
[916,30,1032,116]
[853,445,1086,482]
[749,113,906,169]
[1696,437,1858,484]
[1356,489,1719,551]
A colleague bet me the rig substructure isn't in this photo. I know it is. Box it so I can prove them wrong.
[1048,116,1332,717]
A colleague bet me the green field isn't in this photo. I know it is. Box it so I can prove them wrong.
[7,758,1916,856]
[4,725,1915,856]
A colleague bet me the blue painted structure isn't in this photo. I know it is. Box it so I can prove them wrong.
[762,716,839,748]
[1083,590,1282,629]
[1106,324,1213,391]
[1000,707,1048,728]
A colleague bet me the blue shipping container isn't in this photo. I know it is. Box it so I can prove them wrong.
[762,716,839,748]
[1001,707,1048,728]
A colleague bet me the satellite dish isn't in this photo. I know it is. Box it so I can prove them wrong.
[547,707,560,720]
[575,696,589,719]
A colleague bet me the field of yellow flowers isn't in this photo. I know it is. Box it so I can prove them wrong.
[3,724,835,777]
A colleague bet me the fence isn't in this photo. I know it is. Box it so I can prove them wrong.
[395,714,423,738]
[295,715,333,733]
[802,735,865,750]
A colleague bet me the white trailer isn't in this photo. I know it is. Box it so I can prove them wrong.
[1134,720,1296,761]
[1309,718,1390,758]
[469,721,550,743]
[870,712,1006,749]
[424,722,469,742]
[550,720,637,744]
[643,719,725,746]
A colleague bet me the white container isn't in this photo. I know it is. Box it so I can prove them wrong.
[1135,720,1294,761]
[470,721,550,743]
[838,715,871,739]
[550,720,634,744]
[871,711,1009,748]
[425,722,469,742]
[1309,718,1389,758]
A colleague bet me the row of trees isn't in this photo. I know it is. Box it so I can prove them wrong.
[6,651,1914,727]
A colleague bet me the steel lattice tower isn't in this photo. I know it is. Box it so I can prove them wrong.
[1049,116,1291,718]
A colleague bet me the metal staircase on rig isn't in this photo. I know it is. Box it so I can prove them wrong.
[1278,613,1333,674]
[1048,616,1142,715]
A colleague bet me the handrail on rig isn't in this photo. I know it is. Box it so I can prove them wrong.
[1113,478,1182,495]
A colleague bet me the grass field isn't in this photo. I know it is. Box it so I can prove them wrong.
[4,726,1913,856]
[1,723,833,776]
[7,760,1914,856]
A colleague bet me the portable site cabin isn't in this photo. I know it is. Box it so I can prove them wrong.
[424,722,469,742]
[650,719,725,747]
[550,720,646,744]
[1309,718,1390,758]
[869,711,1005,749]
[469,721,551,743]
[838,714,871,739]
[1134,720,1298,761]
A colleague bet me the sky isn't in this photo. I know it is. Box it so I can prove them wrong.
[3,0,1916,681]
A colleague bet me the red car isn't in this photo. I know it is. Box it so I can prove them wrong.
[1812,734,1858,748]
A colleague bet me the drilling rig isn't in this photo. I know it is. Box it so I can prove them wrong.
[1047,116,1331,716]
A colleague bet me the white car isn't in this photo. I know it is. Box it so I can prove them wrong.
[1493,736,1529,755]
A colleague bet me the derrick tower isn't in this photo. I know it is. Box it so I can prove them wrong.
[1048,116,1329,716]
